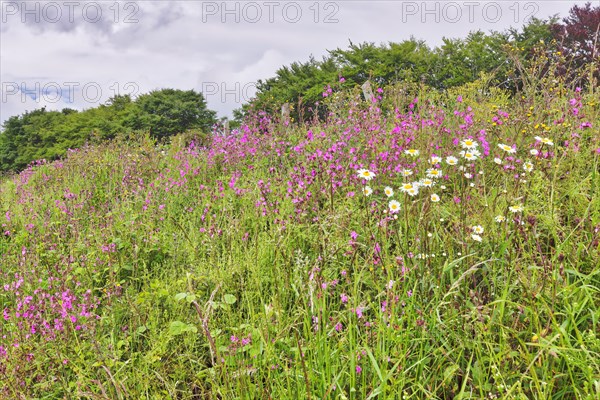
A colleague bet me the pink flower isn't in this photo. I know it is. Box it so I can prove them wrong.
[356,307,363,319]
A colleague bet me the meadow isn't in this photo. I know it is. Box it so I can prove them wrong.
[1,73,599,399]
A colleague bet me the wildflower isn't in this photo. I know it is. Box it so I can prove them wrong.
[498,143,516,154]
[384,186,394,197]
[430,193,440,202]
[430,156,442,164]
[419,178,435,187]
[535,136,554,146]
[400,182,419,196]
[357,169,376,181]
[509,204,524,213]
[356,307,363,319]
[426,168,442,179]
[460,149,481,160]
[472,225,484,234]
[460,139,478,149]
[523,161,533,172]
[446,156,458,165]
[464,173,473,179]
[389,200,401,213]
[530,149,539,156]
[495,215,506,222]
[402,169,413,177]
[363,186,373,196]
[494,157,503,165]
[356,365,362,374]
[471,234,482,242]
[405,149,419,157]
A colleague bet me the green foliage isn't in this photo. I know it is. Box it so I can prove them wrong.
[244,16,573,122]
[129,89,217,140]
[0,90,217,173]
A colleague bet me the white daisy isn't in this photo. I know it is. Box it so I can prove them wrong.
[498,143,516,154]
[460,149,481,160]
[446,156,458,166]
[509,204,523,213]
[357,169,376,181]
[400,182,419,196]
[460,139,478,149]
[535,136,554,146]
[472,225,484,234]
[388,200,401,213]
[419,178,435,187]
[426,168,442,179]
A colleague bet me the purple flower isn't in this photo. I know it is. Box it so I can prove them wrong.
[356,307,363,319]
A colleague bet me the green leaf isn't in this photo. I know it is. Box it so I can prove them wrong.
[185,294,197,303]
[174,292,187,302]
[224,294,237,304]
[169,321,197,335]
[443,364,460,383]
[169,321,187,335]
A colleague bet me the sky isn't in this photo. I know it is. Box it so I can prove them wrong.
[0,0,583,125]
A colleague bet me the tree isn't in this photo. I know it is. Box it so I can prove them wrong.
[130,89,217,139]
[0,108,66,171]
[550,2,600,85]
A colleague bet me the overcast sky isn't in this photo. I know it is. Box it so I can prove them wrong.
[0,1,581,125]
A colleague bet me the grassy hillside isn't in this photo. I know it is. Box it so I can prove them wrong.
[1,75,599,399]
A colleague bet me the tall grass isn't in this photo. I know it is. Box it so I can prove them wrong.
[1,69,599,399]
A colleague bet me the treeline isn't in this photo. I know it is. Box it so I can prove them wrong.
[0,89,217,172]
[244,3,599,120]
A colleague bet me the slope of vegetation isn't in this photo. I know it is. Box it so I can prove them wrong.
[1,48,599,399]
